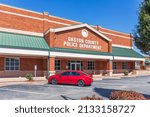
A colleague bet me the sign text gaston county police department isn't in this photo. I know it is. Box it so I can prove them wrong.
[64,37,101,50]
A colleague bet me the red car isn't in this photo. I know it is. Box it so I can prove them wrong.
[48,71,93,87]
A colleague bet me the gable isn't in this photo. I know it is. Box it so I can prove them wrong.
[50,26,110,52]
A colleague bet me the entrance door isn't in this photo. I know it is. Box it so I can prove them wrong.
[71,63,81,70]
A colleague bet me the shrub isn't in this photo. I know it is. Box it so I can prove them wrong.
[109,91,146,100]
[25,74,33,81]
[81,95,103,100]
[123,70,128,76]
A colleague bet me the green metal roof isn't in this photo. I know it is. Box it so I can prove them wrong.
[50,47,112,56]
[112,47,144,58]
[0,31,49,51]
[0,31,145,59]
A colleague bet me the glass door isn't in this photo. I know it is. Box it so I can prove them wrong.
[71,63,76,70]
[76,63,81,70]
[70,63,81,70]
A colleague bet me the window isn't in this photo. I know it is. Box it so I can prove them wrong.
[88,61,95,70]
[5,58,19,71]
[61,72,70,76]
[71,72,80,76]
[122,62,127,69]
[55,60,60,70]
[113,62,117,69]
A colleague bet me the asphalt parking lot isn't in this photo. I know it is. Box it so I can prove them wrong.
[0,75,150,100]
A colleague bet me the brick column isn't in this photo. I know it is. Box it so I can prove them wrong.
[107,60,113,76]
[140,61,145,70]
[108,41,112,53]
[48,57,56,76]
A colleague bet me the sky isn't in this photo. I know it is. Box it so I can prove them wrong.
[0,0,145,54]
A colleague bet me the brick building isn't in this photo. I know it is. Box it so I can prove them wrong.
[0,4,145,78]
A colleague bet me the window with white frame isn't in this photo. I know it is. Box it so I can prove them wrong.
[113,62,117,69]
[88,61,95,70]
[5,58,19,71]
[55,60,60,70]
[122,62,127,69]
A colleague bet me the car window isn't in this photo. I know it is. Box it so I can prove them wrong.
[61,72,70,76]
[71,72,80,76]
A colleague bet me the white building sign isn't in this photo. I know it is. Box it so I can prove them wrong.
[64,37,101,50]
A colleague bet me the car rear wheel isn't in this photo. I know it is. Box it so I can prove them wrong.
[51,79,57,85]
[78,80,85,87]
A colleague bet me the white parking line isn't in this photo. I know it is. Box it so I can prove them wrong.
[0,88,48,95]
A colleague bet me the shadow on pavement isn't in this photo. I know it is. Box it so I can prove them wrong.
[94,87,150,99]
[60,95,76,100]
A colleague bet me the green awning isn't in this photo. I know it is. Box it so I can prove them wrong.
[112,47,144,58]
[50,47,111,56]
[0,31,49,51]
[0,31,145,59]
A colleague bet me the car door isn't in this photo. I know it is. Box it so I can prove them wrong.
[69,72,81,84]
[60,72,71,84]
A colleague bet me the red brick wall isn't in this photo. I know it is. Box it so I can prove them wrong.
[42,58,48,71]
[0,4,133,49]
[104,34,132,47]
[60,59,68,70]
[95,26,133,47]
[0,57,4,71]
[20,58,45,71]
[53,28,109,52]
[49,57,55,71]
[0,5,79,25]
[114,61,135,70]
[0,4,78,33]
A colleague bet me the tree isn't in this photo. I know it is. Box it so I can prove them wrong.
[134,0,150,55]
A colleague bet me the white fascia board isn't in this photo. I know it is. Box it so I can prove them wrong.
[112,44,132,49]
[0,27,43,37]
[50,51,113,60]
[0,48,49,56]
[46,24,112,42]
[114,56,145,61]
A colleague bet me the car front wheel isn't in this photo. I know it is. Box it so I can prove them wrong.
[78,80,85,87]
[51,79,57,85]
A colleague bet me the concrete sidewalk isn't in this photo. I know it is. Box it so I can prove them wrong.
[0,77,47,86]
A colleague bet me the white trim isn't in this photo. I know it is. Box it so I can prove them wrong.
[114,56,145,61]
[100,27,131,36]
[43,18,70,26]
[0,3,42,15]
[50,51,113,60]
[0,10,70,26]
[49,15,81,24]
[0,10,43,20]
[0,48,49,56]
[46,24,111,41]
[0,27,43,37]
[100,31,132,39]
[112,44,132,49]
[93,25,132,40]
[0,3,80,24]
